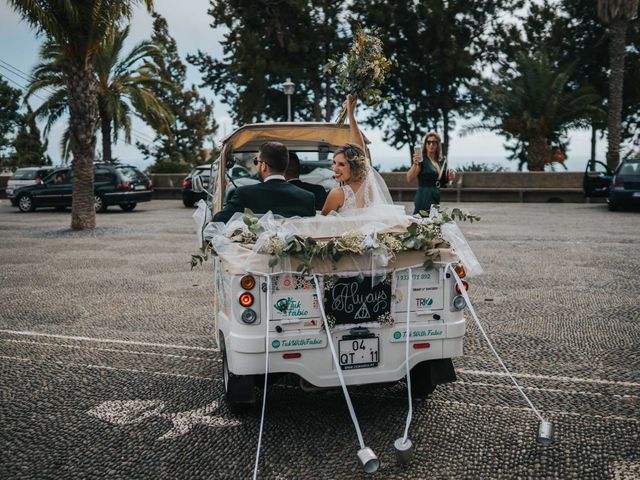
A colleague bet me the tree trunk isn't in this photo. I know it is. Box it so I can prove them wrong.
[527,136,549,171]
[100,104,112,163]
[65,60,99,230]
[590,123,597,170]
[606,17,628,171]
[442,108,450,158]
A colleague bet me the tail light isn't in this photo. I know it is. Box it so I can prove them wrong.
[239,292,254,307]
[183,179,191,188]
[34,177,41,184]
[116,182,131,190]
[455,280,469,294]
[240,275,256,290]
[614,177,624,187]
[147,181,153,189]
[454,264,466,279]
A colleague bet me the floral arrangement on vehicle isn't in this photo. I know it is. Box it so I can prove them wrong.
[191,207,480,273]
[324,26,394,125]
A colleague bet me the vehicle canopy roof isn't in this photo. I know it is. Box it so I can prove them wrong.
[219,122,370,152]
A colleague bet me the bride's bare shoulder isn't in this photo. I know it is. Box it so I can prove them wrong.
[321,187,346,215]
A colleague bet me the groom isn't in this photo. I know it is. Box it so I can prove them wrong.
[212,142,316,223]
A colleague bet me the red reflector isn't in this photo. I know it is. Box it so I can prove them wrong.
[239,292,254,307]
[455,280,469,294]
[413,342,431,349]
[282,353,301,359]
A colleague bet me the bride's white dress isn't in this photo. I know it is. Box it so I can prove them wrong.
[339,184,358,211]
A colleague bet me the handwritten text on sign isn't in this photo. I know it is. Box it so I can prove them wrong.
[325,277,391,325]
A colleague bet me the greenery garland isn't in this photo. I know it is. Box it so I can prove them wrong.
[191,206,480,272]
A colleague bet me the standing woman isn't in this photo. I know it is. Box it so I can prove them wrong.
[406,132,456,214]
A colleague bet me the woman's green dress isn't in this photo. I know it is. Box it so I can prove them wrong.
[413,158,444,214]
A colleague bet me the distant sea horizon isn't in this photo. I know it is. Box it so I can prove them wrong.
[377,154,590,173]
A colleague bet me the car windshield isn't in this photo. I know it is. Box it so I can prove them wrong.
[11,169,39,180]
[116,166,146,180]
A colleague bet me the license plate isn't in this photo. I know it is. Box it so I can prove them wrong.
[338,336,379,370]
[134,185,146,190]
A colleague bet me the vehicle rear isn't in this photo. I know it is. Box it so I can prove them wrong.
[182,165,211,207]
[216,259,467,410]
[98,165,153,210]
[608,158,640,210]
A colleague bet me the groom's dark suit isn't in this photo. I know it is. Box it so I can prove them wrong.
[212,178,316,223]
[288,179,328,211]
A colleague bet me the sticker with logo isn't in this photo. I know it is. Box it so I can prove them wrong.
[268,337,325,351]
[390,328,445,342]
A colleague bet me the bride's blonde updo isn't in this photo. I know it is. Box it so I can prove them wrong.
[334,143,368,183]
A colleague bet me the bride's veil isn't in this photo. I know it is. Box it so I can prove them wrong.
[355,163,394,208]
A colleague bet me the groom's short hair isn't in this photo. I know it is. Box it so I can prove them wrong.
[259,142,289,173]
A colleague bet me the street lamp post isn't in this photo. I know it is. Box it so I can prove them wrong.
[282,77,295,121]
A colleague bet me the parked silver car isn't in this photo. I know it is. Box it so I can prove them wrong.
[6,166,57,205]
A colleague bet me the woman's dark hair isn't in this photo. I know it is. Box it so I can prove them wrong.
[421,131,443,161]
[333,143,368,182]
[259,141,289,173]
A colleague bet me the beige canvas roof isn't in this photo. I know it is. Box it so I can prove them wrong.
[220,122,371,151]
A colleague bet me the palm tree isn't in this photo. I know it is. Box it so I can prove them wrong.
[8,0,153,230]
[597,0,639,170]
[26,27,172,164]
[470,52,603,171]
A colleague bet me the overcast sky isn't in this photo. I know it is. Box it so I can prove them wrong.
[0,0,604,171]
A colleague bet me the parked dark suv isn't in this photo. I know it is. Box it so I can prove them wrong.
[11,163,153,213]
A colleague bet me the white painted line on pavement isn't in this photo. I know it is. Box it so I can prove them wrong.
[429,398,640,424]
[0,329,219,352]
[1,339,214,361]
[455,380,639,400]
[0,354,219,382]
[458,368,640,389]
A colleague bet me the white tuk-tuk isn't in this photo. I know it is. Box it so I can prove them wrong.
[196,123,476,413]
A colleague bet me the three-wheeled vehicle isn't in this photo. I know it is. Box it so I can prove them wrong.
[197,123,471,412]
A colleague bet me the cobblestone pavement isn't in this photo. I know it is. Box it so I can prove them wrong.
[0,200,638,480]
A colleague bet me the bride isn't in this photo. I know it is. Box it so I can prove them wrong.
[321,95,394,215]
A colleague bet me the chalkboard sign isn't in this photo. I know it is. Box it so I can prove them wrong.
[324,276,391,325]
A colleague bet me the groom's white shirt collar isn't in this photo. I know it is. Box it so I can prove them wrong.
[263,174,285,182]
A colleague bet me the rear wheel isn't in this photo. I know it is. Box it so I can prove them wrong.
[17,194,35,212]
[94,194,107,213]
[410,359,457,398]
[119,203,137,212]
[221,336,255,413]
[409,362,437,398]
[183,198,195,208]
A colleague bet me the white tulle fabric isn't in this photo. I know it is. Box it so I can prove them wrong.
[338,165,394,212]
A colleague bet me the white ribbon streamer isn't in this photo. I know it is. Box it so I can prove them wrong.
[448,265,545,422]
[253,274,272,480]
[312,274,366,450]
[402,267,413,443]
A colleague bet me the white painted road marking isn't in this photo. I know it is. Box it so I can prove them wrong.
[0,329,219,352]
[1,338,212,361]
